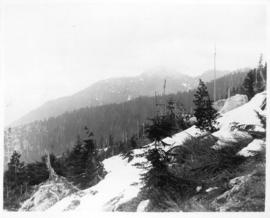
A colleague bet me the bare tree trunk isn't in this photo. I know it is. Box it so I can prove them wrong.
[45,150,57,180]
[259,69,266,83]
[6,185,9,199]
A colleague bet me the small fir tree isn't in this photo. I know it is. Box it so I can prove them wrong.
[145,115,177,147]
[66,129,105,189]
[242,69,256,100]
[4,151,27,210]
[6,151,26,189]
[254,54,266,93]
[193,79,218,132]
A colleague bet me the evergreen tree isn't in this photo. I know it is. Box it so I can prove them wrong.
[242,69,256,100]
[25,161,48,186]
[66,129,105,189]
[129,135,138,149]
[242,56,267,100]
[193,79,218,132]
[6,151,26,189]
[4,151,27,210]
[254,54,266,93]
[145,115,177,147]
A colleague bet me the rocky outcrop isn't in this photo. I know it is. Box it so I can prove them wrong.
[210,168,265,211]
[213,99,226,111]
[219,94,248,114]
[20,176,80,211]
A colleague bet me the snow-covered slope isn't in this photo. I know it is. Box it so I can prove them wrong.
[217,92,266,128]
[162,125,205,151]
[48,151,149,211]
[47,125,208,211]
[213,92,266,148]
[22,91,266,212]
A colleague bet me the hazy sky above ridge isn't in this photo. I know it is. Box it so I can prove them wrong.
[2,0,267,125]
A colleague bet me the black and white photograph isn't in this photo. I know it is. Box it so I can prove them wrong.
[1,0,269,215]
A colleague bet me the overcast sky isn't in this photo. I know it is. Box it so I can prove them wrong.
[2,0,267,125]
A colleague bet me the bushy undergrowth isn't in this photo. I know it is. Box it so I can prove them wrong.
[142,147,198,210]
[169,137,246,184]
[142,136,249,211]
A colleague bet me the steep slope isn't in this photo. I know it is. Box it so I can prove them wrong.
[12,70,195,127]
[18,92,265,212]
[196,68,249,82]
[196,70,230,82]
[11,68,248,127]
[48,153,148,211]
[4,70,248,165]
[43,92,265,212]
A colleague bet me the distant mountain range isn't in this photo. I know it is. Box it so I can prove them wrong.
[10,68,241,127]
[197,69,229,82]
[5,69,249,164]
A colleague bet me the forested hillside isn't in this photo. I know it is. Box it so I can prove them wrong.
[11,69,241,127]
[4,70,248,164]
[12,70,195,127]
[3,62,266,211]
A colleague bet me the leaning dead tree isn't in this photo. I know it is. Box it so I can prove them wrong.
[44,149,57,179]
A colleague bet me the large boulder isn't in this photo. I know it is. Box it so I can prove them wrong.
[213,99,226,111]
[219,94,248,114]
[213,92,266,149]
[217,92,266,129]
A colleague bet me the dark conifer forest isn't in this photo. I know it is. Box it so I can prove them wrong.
[4,70,249,164]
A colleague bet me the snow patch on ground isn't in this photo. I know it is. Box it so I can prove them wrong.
[136,199,150,212]
[49,154,147,211]
[237,139,265,157]
[213,92,266,148]
[217,92,266,129]
[27,92,266,212]
[162,126,204,151]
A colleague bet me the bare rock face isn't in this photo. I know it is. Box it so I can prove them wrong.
[19,176,80,211]
[210,168,265,212]
[213,94,248,113]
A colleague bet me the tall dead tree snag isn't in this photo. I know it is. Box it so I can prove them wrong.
[213,45,217,102]
[45,150,57,180]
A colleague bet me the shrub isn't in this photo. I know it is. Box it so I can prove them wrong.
[142,147,197,210]
[142,136,249,211]
[168,137,246,184]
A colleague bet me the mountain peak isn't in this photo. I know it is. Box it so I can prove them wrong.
[11,70,196,127]
[140,67,185,79]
